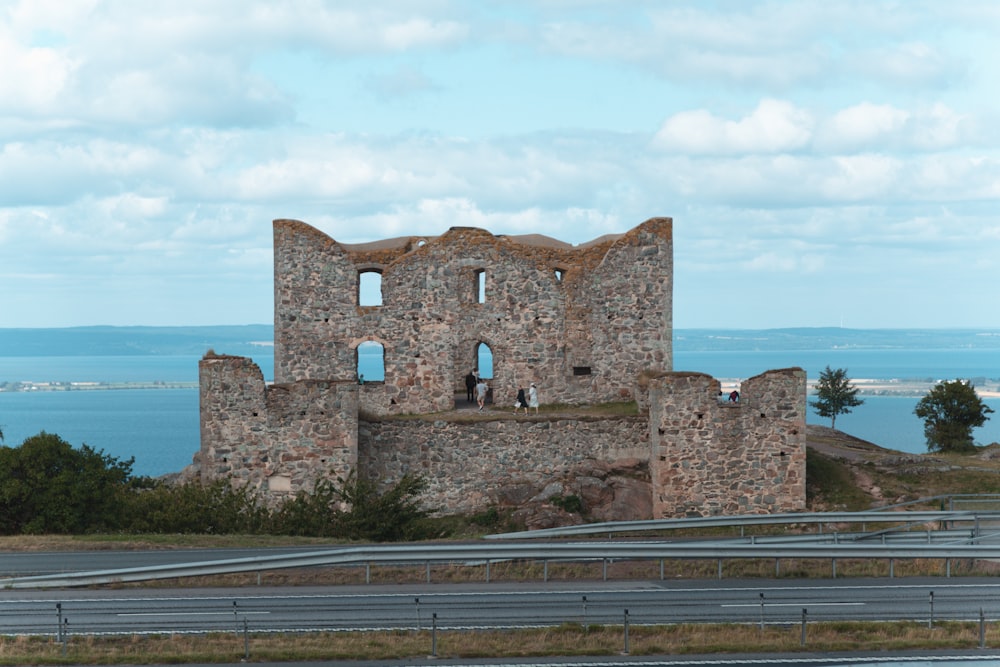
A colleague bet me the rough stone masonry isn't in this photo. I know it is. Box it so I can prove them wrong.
[191,217,806,519]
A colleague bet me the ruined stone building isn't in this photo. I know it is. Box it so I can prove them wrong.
[195,217,807,519]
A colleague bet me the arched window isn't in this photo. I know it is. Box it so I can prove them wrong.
[476,342,493,379]
[356,341,385,382]
[358,270,383,306]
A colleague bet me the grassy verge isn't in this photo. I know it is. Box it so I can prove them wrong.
[2,621,997,665]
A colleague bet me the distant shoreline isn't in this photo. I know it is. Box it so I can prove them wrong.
[0,381,199,393]
[719,377,1000,399]
[4,378,999,399]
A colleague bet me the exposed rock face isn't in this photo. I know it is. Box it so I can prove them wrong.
[194,218,808,520]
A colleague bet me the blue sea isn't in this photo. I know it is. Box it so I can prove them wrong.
[1,348,999,477]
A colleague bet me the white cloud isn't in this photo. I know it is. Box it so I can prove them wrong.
[654,99,814,155]
[820,154,901,201]
[858,41,958,88]
[2,1,1000,328]
[816,102,976,152]
[820,103,909,149]
[0,35,75,113]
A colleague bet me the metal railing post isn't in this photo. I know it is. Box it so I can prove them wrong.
[759,593,765,633]
[243,618,249,661]
[928,591,934,629]
[431,613,438,657]
[415,597,421,631]
[980,607,986,649]
[800,608,807,646]
[56,603,63,642]
[623,609,630,655]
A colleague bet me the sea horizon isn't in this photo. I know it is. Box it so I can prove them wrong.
[2,326,1000,477]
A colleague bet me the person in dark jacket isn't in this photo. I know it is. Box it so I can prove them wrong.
[514,386,527,414]
[465,371,477,402]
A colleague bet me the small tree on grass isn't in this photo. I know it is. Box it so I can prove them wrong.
[914,379,994,453]
[810,366,864,429]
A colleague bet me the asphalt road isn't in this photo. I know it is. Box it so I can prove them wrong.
[4,577,1000,636]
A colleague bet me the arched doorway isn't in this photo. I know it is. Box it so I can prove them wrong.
[476,342,493,379]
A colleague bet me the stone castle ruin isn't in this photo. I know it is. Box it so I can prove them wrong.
[194,217,806,520]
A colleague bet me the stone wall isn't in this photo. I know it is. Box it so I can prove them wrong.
[196,355,806,520]
[194,216,809,520]
[198,354,359,494]
[648,368,807,517]
[358,415,650,518]
[272,218,672,414]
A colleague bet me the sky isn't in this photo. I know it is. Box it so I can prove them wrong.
[1,1,999,330]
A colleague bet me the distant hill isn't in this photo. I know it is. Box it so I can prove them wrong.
[0,325,274,357]
[674,327,1000,352]
[2,325,999,357]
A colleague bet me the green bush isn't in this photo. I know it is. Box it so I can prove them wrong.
[0,431,442,540]
[551,494,584,514]
[122,479,268,534]
[0,432,134,534]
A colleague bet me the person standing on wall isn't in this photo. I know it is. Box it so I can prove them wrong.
[528,382,539,414]
[476,377,489,411]
[465,370,477,403]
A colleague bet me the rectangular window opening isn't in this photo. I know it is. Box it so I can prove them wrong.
[573,366,592,376]
[475,269,486,303]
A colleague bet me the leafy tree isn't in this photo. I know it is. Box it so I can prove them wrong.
[914,379,994,453]
[0,431,134,534]
[810,366,864,429]
[333,472,437,541]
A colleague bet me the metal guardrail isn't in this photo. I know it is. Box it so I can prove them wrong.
[6,510,1000,589]
[485,510,1000,539]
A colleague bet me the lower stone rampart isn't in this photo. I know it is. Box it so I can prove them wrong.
[195,355,806,519]
[358,416,649,517]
